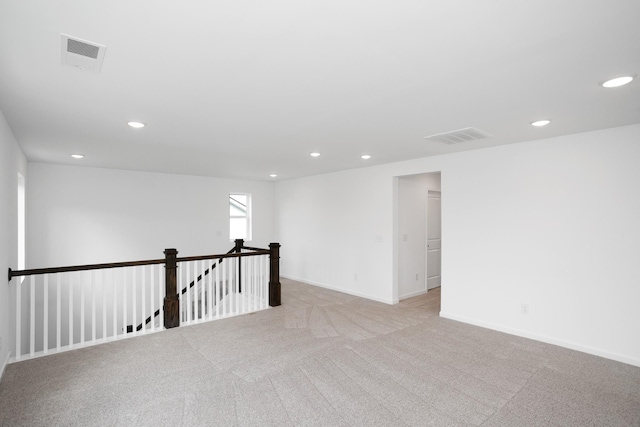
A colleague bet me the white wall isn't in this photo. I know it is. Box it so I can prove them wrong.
[27,164,276,267]
[275,124,640,366]
[0,111,27,376]
[439,125,640,366]
[397,173,440,299]
[275,167,395,303]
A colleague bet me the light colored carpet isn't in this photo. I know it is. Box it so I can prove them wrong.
[1,278,639,426]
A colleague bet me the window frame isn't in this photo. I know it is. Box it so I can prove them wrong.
[229,193,252,241]
[18,172,25,271]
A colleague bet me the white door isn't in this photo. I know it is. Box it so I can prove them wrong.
[426,191,441,289]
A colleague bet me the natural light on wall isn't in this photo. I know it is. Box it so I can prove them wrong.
[229,193,251,240]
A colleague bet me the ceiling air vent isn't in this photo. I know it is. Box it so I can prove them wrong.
[424,127,492,145]
[60,34,107,72]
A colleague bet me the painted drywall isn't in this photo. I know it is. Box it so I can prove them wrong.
[275,167,395,303]
[275,124,640,366]
[397,173,441,299]
[0,111,27,376]
[27,163,276,267]
[438,125,640,366]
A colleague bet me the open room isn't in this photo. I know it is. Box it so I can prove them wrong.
[1,1,639,425]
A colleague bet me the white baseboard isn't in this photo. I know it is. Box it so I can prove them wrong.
[281,274,397,305]
[0,351,10,383]
[440,311,640,368]
[398,289,428,300]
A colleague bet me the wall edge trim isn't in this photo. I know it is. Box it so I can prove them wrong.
[0,351,10,382]
[281,274,397,305]
[439,311,640,368]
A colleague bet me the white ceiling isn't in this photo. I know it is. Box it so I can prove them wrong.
[1,1,639,181]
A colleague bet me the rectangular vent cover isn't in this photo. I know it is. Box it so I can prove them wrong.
[67,38,100,59]
[60,34,106,72]
[424,127,492,144]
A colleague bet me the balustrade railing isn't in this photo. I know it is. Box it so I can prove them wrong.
[177,250,270,326]
[7,240,281,362]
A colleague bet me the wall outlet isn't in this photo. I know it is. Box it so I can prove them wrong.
[416,273,419,280]
[354,274,358,281]
[521,303,529,315]
[0,336,2,352]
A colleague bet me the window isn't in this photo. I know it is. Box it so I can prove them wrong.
[229,193,251,240]
[18,172,25,270]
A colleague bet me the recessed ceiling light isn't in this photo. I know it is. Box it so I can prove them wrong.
[127,121,145,128]
[361,154,371,160]
[531,120,551,127]
[70,154,84,159]
[310,152,320,157]
[602,76,634,88]
[270,174,277,178]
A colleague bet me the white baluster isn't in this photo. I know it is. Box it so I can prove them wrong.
[254,256,258,309]
[200,260,205,321]
[157,265,166,330]
[132,268,137,336]
[215,260,220,319]
[246,257,251,313]
[30,275,35,357]
[263,255,268,308]
[44,275,48,354]
[150,265,155,332]
[186,261,191,324]
[81,272,86,346]
[56,273,61,351]
[16,276,21,360]
[91,270,96,343]
[247,257,251,312]
[139,267,144,333]
[208,261,213,320]
[123,268,128,337]
[178,261,184,323]
[102,270,107,341]
[266,255,270,308]
[241,257,246,314]
[229,258,234,315]
[69,273,74,348]
[228,258,233,315]
[222,260,227,317]
[256,257,260,308]
[253,256,257,310]
[260,256,265,308]
[234,258,238,314]
[112,270,117,339]
[251,257,256,311]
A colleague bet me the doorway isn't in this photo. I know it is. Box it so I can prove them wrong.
[395,172,441,301]
[426,190,441,289]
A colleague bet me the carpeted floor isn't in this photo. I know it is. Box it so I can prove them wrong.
[1,278,639,426]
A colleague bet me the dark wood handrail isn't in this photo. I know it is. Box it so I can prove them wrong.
[8,249,268,280]
[8,258,165,280]
[240,245,266,251]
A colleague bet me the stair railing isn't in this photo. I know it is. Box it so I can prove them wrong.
[7,241,281,362]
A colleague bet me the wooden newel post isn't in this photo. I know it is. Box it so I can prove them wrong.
[164,248,180,328]
[269,242,281,307]
[235,239,243,293]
